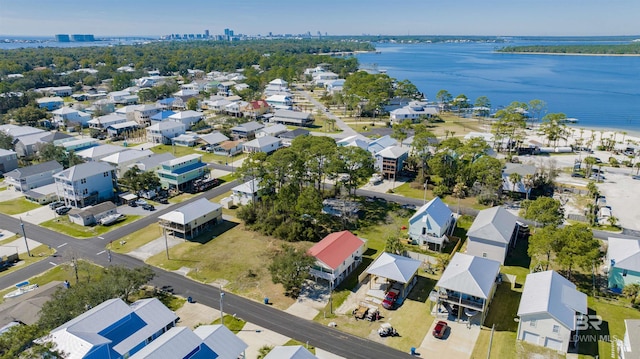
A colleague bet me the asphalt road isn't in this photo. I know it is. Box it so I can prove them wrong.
[0,180,413,359]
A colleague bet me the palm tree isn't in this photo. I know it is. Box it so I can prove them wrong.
[623,283,640,304]
[607,216,619,228]
[523,174,534,200]
[509,172,522,193]
[452,181,467,215]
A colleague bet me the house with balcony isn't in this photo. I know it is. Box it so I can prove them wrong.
[168,110,202,129]
[13,131,72,158]
[517,270,587,353]
[51,107,91,127]
[466,206,519,264]
[242,100,270,118]
[54,162,117,208]
[242,136,282,154]
[146,121,186,144]
[149,110,175,123]
[88,114,127,130]
[41,298,178,359]
[100,149,154,178]
[408,196,455,250]
[264,78,289,96]
[107,121,139,138]
[607,237,640,291]
[308,231,367,287]
[108,90,138,105]
[0,149,18,174]
[231,121,264,140]
[374,145,409,180]
[367,135,398,155]
[4,160,62,192]
[225,100,248,117]
[133,104,161,126]
[271,109,314,127]
[36,96,64,110]
[156,154,208,191]
[156,97,185,111]
[172,89,199,102]
[433,252,501,324]
[198,132,229,150]
[265,94,293,110]
[159,198,222,240]
[389,101,438,124]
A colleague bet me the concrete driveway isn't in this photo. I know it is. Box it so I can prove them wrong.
[416,319,480,359]
[13,206,56,225]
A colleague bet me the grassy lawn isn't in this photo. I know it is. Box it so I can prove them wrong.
[392,182,489,210]
[150,144,246,164]
[0,234,20,246]
[0,197,42,215]
[0,245,53,281]
[283,339,316,354]
[211,315,247,332]
[145,220,306,310]
[290,119,342,134]
[208,191,237,217]
[108,223,164,253]
[168,192,198,204]
[471,283,523,358]
[218,173,240,183]
[40,215,141,239]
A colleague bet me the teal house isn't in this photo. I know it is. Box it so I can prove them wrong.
[156,154,208,191]
[607,237,640,291]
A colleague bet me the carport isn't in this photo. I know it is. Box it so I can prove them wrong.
[364,252,421,300]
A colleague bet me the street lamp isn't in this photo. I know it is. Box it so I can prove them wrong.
[220,292,225,325]
[19,218,31,257]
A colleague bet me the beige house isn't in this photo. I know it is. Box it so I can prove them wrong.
[158,198,222,240]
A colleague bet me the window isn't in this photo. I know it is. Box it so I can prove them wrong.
[530,320,536,328]
[80,178,86,184]
[482,252,487,258]
[623,270,628,277]
[83,189,88,195]
[103,172,109,177]
[422,227,426,235]
[552,325,560,333]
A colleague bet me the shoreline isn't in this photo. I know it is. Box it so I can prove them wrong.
[498,51,640,57]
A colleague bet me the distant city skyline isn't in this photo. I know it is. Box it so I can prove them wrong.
[1,0,639,37]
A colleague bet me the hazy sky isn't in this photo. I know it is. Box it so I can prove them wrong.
[1,0,639,37]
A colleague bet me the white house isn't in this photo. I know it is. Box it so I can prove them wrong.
[408,197,455,250]
[389,101,438,123]
[3,160,63,192]
[374,145,409,180]
[242,135,282,154]
[465,206,519,264]
[76,144,126,162]
[68,201,118,226]
[51,107,91,126]
[265,94,293,109]
[271,109,314,127]
[231,121,264,139]
[231,179,262,205]
[308,231,367,287]
[365,252,422,299]
[256,124,288,138]
[517,270,588,353]
[434,252,501,324]
[101,149,154,178]
[54,162,117,208]
[367,135,398,155]
[158,198,222,240]
[146,121,186,144]
[502,163,537,195]
[88,113,127,130]
[168,110,202,129]
[0,149,18,174]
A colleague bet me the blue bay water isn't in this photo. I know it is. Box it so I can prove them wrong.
[356,41,640,133]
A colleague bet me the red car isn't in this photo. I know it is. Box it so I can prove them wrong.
[382,289,399,309]
[433,321,449,339]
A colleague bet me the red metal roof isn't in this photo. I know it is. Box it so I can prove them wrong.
[308,231,365,270]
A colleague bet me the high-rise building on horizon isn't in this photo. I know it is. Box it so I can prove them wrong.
[204,29,210,38]
[55,34,70,42]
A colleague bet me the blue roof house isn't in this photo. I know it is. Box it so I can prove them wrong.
[408,197,455,251]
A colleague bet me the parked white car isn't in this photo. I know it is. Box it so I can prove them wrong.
[369,174,383,185]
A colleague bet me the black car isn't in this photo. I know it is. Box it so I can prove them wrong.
[128,201,138,207]
[49,201,64,210]
[571,172,585,178]
[55,206,71,215]
[142,204,155,211]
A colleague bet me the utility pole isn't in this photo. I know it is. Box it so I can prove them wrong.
[220,292,225,325]
[163,227,170,260]
[19,218,31,257]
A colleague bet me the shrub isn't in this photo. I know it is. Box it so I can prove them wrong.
[433,184,450,197]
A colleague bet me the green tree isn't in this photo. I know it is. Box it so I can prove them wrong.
[623,283,640,303]
[268,245,315,296]
[540,113,569,147]
[553,224,601,280]
[0,323,59,359]
[257,345,274,359]
[9,105,50,127]
[473,96,491,117]
[491,101,528,153]
[436,90,452,111]
[335,146,374,197]
[528,99,547,123]
[186,97,199,111]
[391,120,411,146]
[0,132,13,150]
[452,180,467,215]
[520,196,565,227]
[384,234,404,255]
[528,225,560,270]
[111,72,133,91]
[394,79,421,99]
[508,172,522,192]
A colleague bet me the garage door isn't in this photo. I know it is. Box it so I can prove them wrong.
[544,337,564,351]
[522,331,539,345]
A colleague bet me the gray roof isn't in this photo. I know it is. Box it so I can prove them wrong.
[193,325,248,359]
[3,160,62,180]
[243,135,281,148]
[0,125,45,138]
[258,124,288,135]
[0,281,62,326]
[128,153,176,172]
[366,252,421,284]
[198,132,229,145]
[101,149,154,165]
[279,128,310,139]
[70,201,116,217]
[158,198,221,225]
[608,237,640,272]
[467,206,517,244]
[76,144,125,160]
[503,163,537,176]
[436,253,501,299]
[147,121,186,131]
[129,327,201,359]
[376,145,409,159]
[231,121,264,132]
[265,346,318,359]
[518,270,587,330]
[107,121,139,130]
[409,196,452,228]
[17,131,72,147]
[273,109,312,120]
[54,162,114,181]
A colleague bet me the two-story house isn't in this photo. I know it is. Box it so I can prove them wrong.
[54,162,117,208]
[133,104,161,126]
[271,109,314,127]
[51,107,92,127]
[100,149,154,178]
[265,94,293,109]
[517,270,587,353]
[0,149,18,174]
[607,237,640,291]
[434,252,501,324]
[36,96,64,110]
[308,231,367,287]
[88,114,127,130]
[158,198,222,240]
[146,121,186,144]
[465,206,519,264]
[156,154,208,191]
[168,110,202,129]
[4,160,63,192]
[242,136,282,154]
[408,196,455,250]
[231,121,264,140]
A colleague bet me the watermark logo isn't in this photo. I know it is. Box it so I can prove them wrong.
[576,314,603,331]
